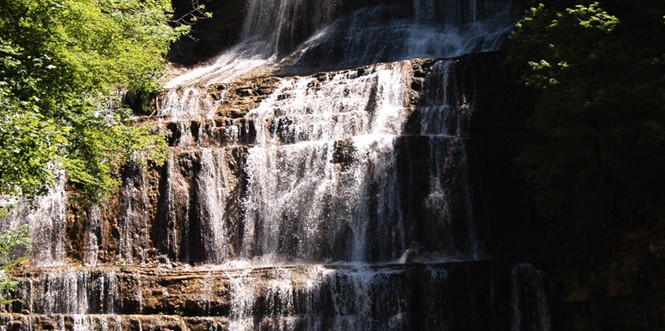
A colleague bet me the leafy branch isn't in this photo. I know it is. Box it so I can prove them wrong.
[171,0,213,27]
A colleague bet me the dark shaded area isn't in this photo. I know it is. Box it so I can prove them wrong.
[123,90,159,116]
[456,53,540,259]
[167,0,246,65]
[505,1,665,329]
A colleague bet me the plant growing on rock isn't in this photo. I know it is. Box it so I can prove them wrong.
[0,0,200,306]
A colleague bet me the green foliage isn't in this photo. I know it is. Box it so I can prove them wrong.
[172,1,214,26]
[0,0,184,201]
[0,225,30,303]
[0,225,30,266]
[509,1,665,226]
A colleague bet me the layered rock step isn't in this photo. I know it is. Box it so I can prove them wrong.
[2,262,548,330]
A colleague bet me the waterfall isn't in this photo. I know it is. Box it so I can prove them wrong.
[0,1,553,330]
[511,264,552,331]
[420,61,480,259]
[165,0,519,88]
[196,148,235,263]
[241,0,341,58]
[0,170,67,267]
[241,63,411,264]
[18,268,118,315]
[118,161,152,265]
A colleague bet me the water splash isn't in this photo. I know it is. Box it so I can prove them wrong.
[158,88,220,120]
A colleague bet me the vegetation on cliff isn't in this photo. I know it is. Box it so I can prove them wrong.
[0,0,199,297]
[510,1,665,236]
[0,225,30,303]
[0,0,189,201]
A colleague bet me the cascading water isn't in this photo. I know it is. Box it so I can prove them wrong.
[164,0,519,87]
[241,63,412,264]
[0,0,552,330]
[0,170,67,267]
[420,61,480,259]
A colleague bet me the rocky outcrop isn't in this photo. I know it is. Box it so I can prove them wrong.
[0,52,554,330]
[1,314,229,331]
[57,54,519,267]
